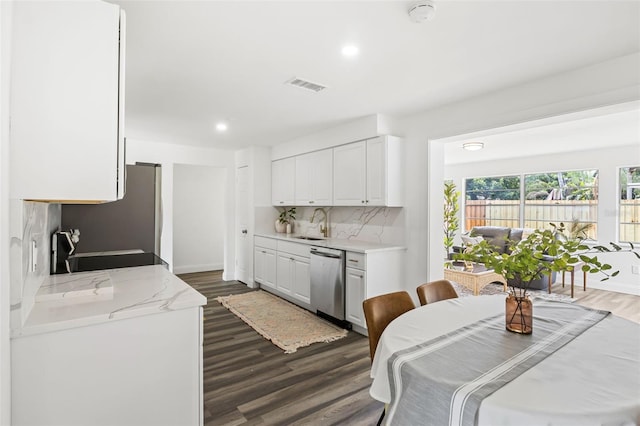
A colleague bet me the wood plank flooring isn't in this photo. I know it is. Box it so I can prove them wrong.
[178,271,383,426]
[179,270,640,425]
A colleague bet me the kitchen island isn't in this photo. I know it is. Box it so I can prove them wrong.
[11,265,207,426]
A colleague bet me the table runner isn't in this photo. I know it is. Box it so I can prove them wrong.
[386,301,610,426]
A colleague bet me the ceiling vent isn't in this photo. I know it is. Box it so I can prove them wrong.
[285,77,327,93]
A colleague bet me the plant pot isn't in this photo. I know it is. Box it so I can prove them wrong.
[505,294,532,334]
[275,220,287,233]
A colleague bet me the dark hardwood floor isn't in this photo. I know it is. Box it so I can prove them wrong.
[178,270,383,426]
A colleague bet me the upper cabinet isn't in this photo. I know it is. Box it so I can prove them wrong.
[294,149,333,206]
[333,136,404,207]
[10,1,126,202]
[271,157,295,206]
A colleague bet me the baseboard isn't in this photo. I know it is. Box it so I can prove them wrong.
[588,279,640,296]
[173,263,224,274]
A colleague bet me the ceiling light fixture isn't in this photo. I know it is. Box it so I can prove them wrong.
[462,142,484,151]
[341,45,359,57]
[408,0,436,23]
[216,122,228,132]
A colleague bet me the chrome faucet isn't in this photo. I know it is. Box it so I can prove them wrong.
[310,208,329,238]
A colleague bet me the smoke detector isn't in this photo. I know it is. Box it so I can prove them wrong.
[408,0,436,23]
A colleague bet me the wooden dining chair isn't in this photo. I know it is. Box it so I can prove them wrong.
[363,291,415,426]
[416,279,458,306]
[363,291,416,362]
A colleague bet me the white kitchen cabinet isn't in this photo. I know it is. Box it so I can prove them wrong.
[277,253,310,303]
[333,136,404,207]
[333,141,367,205]
[10,1,126,202]
[344,249,405,335]
[12,307,203,426]
[254,247,277,289]
[294,149,333,206]
[345,267,366,328]
[254,236,277,289]
[271,157,295,206]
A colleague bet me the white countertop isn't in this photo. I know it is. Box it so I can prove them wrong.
[255,232,405,253]
[12,265,207,338]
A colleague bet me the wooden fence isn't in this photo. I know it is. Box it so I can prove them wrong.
[465,199,640,241]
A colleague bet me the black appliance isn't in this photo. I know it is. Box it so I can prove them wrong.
[51,229,80,274]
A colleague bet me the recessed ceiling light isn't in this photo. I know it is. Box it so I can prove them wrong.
[462,142,484,151]
[216,122,228,132]
[341,45,359,57]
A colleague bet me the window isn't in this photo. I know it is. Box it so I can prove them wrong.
[524,170,598,239]
[620,166,640,243]
[464,176,520,230]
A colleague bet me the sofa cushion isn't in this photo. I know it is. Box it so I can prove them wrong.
[469,226,511,254]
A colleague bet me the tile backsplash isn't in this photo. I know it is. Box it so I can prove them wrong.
[275,206,405,245]
[10,201,61,329]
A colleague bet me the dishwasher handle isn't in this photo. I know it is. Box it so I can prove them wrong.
[310,248,343,259]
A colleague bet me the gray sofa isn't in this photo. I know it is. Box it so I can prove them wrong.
[468,226,556,291]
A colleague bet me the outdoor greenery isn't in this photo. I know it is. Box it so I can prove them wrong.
[444,181,460,259]
[454,222,640,296]
[465,176,520,200]
[620,166,640,199]
[525,169,598,200]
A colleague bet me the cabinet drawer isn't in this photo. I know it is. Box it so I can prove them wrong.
[346,252,366,270]
[255,236,277,250]
[276,240,311,258]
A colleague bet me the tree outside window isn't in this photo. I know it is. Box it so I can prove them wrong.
[620,166,640,243]
[524,169,598,239]
[464,176,520,230]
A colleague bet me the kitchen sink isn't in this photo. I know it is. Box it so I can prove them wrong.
[294,236,325,241]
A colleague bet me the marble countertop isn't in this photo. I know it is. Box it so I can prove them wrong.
[12,265,207,338]
[255,232,405,253]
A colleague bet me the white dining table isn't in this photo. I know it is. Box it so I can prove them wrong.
[369,295,640,426]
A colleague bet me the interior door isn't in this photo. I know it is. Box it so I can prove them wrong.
[236,166,250,284]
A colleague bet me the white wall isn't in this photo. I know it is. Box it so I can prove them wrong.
[126,139,236,279]
[405,52,640,295]
[172,164,226,274]
[0,1,12,422]
[445,144,640,294]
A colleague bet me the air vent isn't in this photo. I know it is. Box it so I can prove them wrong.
[285,77,327,93]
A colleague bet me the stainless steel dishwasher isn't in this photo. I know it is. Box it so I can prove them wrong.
[310,246,346,321]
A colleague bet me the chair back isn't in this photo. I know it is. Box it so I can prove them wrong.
[363,291,415,361]
[416,279,458,306]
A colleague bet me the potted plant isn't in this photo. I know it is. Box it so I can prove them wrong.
[444,181,460,264]
[275,207,296,233]
[455,222,639,334]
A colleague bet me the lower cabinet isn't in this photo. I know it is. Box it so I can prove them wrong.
[12,307,203,426]
[344,249,405,335]
[254,237,311,307]
[277,253,310,304]
[345,267,366,328]
[254,247,277,289]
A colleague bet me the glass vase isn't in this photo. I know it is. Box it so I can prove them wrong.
[505,294,533,334]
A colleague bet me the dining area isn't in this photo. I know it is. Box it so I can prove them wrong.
[364,280,640,426]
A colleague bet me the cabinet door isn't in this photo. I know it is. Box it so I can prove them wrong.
[254,247,276,289]
[311,149,333,206]
[366,137,386,206]
[294,153,314,205]
[272,158,295,206]
[276,253,293,296]
[345,267,366,328]
[333,141,366,206]
[295,149,333,206]
[10,1,125,201]
[291,256,310,304]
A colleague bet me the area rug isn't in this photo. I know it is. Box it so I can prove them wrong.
[216,290,348,354]
[451,281,576,303]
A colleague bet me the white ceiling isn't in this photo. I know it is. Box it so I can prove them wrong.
[109,0,640,150]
